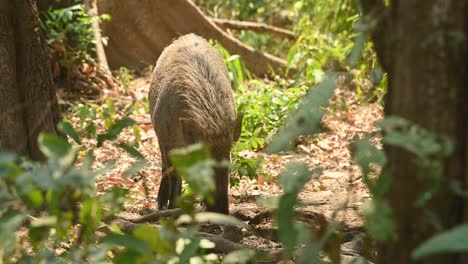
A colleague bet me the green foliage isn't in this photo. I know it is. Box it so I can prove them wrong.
[0,135,119,261]
[40,4,95,66]
[379,116,454,206]
[236,80,307,151]
[0,122,256,263]
[70,99,143,151]
[276,163,313,257]
[266,74,336,154]
[412,224,468,260]
[40,3,110,69]
[351,117,455,244]
[214,41,307,180]
[107,143,253,263]
[25,1,465,263]
[197,0,294,56]
[215,41,251,90]
[169,143,217,207]
[245,73,340,260]
[228,78,307,181]
[360,199,395,242]
[230,153,266,182]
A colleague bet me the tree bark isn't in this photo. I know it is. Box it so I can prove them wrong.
[361,0,468,263]
[0,0,60,160]
[97,0,290,77]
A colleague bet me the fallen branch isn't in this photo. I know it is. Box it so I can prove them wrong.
[104,218,266,255]
[212,18,297,40]
[120,208,184,223]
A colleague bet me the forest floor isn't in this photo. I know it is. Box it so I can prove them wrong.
[65,70,383,259]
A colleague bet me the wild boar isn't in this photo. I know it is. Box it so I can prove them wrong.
[149,34,242,214]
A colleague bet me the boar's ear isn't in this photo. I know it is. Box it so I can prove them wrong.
[180,118,197,144]
[232,114,243,142]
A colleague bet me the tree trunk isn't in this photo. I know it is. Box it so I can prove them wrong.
[362,1,467,263]
[0,0,60,160]
[96,0,290,77]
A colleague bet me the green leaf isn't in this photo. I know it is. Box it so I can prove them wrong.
[82,149,95,170]
[106,98,116,119]
[278,163,312,193]
[60,121,81,144]
[296,240,323,264]
[23,189,44,209]
[30,216,57,227]
[123,161,149,179]
[113,250,142,264]
[0,154,22,179]
[266,74,336,154]
[224,249,257,264]
[80,199,102,242]
[351,135,387,196]
[98,118,136,147]
[38,133,72,158]
[103,234,150,253]
[185,160,216,201]
[347,28,366,67]
[77,104,96,121]
[194,212,250,229]
[38,133,76,168]
[412,224,468,260]
[86,123,96,138]
[0,151,17,163]
[179,239,200,263]
[170,143,212,170]
[361,199,395,242]
[379,116,454,158]
[132,224,172,254]
[116,143,145,160]
[108,118,136,139]
[276,163,314,258]
[0,211,26,243]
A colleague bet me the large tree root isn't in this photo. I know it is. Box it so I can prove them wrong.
[121,208,184,223]
[84,0,110,71]
[56,61,118,103]
[97,0,293,77]
[102,217,285,262]
[211,18,297,40]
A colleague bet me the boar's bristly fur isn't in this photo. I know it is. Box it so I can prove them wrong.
[149,34,242,214]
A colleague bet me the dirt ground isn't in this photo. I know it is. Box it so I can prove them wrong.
[66,71,383,260]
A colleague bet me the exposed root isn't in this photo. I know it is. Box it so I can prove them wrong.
[212,18,297,40]
[120,208,184,223]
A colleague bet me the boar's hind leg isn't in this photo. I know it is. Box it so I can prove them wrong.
[159,146,182,209]
[157,147,172,210]
[157,173,169,210]
[167,167,182,209]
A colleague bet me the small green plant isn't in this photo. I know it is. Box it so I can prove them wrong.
[238,80,307,151]
[214,41,252,90]
[67,99,143,158]
[116,67,135,88]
